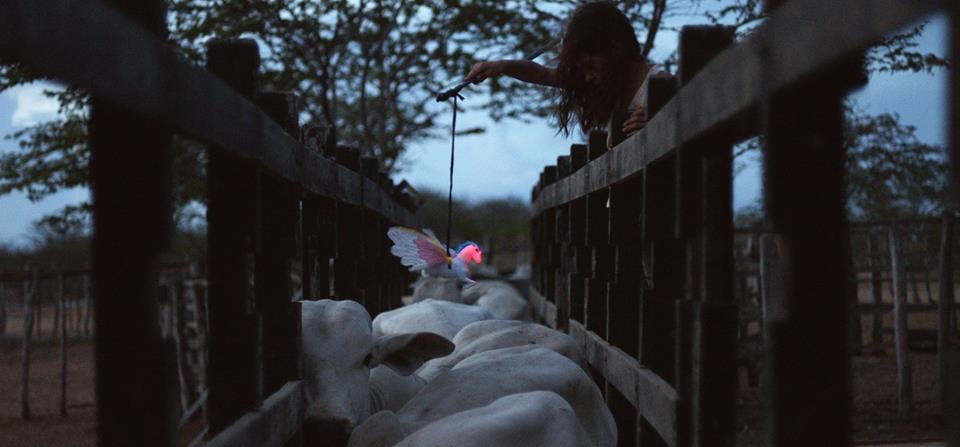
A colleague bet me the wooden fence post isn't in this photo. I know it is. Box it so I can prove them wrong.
[205,38,262,435]
[762,0,860,439]
[257,91,303,416]
[585,132,608,337]
[82,274,92,336]
[946,3,960,444]
[868,232,885,348]
[89,1,176,444]
[361,157,384,316]
[673,25,738,447]
[20,271,36,419]
[555,155,572,332]
[301,126,334,301]
[569,144,588,325]
[0,281,6,337]
[889,223,914,420]
[608,173,644,447]
[639,74,679,447]
[939,212,955,416]
[58,272,67,417]
[35,279,42,338]
[334,146,362,302]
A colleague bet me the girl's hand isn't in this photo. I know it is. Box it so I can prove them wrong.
[464,61,506,84]
[622,105,647,135]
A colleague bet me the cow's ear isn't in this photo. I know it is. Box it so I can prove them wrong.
[370,332,454,375]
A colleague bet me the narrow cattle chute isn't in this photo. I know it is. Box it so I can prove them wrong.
[1,0,959,446]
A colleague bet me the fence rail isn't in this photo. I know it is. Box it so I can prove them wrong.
[529,1,956,446]
[1,0,420,445]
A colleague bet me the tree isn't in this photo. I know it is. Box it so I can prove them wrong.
[0,0,949,232]
[415,188,530,270]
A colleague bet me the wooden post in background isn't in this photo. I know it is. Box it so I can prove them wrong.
[82,275,92,337]
[889,223,913,420]
[868,232,885,348]
[58,272,67,417]
[20,271,36,419]
[939,211,955,419]
[205,38,262,435]
[0,281,6,337]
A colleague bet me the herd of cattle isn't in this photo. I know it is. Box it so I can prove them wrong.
[300,277,617,446]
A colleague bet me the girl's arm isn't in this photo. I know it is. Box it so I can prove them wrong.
[464,60,560,87]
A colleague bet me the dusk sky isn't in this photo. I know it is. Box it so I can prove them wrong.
[0,12,950,246]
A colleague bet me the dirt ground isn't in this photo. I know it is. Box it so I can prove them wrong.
[736,351,943,446]
[0,336,97,447]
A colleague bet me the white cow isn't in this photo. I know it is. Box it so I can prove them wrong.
[349,345,616,447]
[300,300,454,440]
[394,391,596,447]
[459,279,517,305]
[410,277,463,303]
[475,287,531,321]
[417,319,586,381]
[372,299,493,340]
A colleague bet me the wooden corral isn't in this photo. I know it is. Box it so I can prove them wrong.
[2,0,960,446]
[529,1,959,446]
[2,1,419,446]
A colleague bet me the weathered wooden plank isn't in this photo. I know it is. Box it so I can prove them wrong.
[569,321,680,447]
[207,381,305,447]
[531,0,942,212]
[0,0,415,226]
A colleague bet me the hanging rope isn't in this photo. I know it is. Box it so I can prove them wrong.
[444,93,462,268]
[433,37,560,268]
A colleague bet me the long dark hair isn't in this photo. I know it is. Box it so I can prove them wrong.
[555,1,643,136]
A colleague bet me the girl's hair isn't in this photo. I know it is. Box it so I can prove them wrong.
[555,1,643,136]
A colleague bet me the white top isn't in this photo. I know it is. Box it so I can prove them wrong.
[606,64,662,148]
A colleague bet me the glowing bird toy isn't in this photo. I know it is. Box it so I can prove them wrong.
[387,226,482,287]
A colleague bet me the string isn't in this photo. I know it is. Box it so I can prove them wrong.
[445,94,461,268]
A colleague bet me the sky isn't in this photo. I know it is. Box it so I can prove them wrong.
[0,11,950,246]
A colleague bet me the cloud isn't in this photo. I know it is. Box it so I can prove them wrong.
[9,82,62,128]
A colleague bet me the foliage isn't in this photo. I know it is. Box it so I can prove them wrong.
[845,104,950,219]
[0,0,951,237]
[415,189,530,267]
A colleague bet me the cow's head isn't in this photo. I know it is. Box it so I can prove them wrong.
[300,299,453,436]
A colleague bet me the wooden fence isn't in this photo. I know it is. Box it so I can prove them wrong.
[2,1,419,446]
[529,1,959,446]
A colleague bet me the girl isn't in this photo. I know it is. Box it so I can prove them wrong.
[464,1,659,148]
